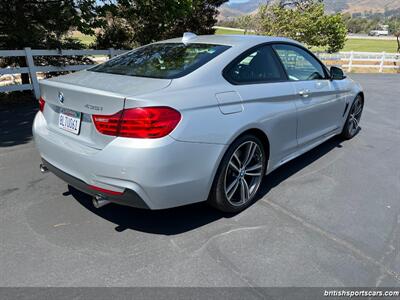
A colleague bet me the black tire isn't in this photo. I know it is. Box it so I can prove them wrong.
[341,95,364,140]
[208,134,267,213]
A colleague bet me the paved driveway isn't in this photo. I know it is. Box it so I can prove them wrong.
[0,74,399,287]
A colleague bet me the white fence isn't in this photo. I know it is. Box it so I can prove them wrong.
[0,48,127,99]
[1,49,399,100]
[317,51,400,73]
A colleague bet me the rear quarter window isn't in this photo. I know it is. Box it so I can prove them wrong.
[90,43,230,79]
[223,45,287,84]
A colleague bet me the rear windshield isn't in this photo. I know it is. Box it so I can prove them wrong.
[90,43,230,79]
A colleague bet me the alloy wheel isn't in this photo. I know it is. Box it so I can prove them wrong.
[348,96,363,136]
[224,141,263,206]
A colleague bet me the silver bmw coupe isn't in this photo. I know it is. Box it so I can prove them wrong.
[33,34,364,213]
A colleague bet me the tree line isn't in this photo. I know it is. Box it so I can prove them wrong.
[221,2,400,53]
[238,0,347,53]
[343,13,400,36]
[0,0,227,51]
[2,0,397,56]
[0,0,228,84]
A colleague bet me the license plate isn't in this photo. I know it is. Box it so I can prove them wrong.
[58,108,81,135]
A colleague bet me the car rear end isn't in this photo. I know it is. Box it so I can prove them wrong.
[33,41,230,209]
[34,71,175,207]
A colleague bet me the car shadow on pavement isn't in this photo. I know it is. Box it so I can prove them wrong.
[257,135,346,199]
[0,104,37,147]
[70,186,230,235]
[70,135,347,235]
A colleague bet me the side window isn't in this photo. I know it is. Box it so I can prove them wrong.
[273,44,326,81]
[225,45,286,84]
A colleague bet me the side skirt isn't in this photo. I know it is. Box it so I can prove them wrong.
[266,129,341,175]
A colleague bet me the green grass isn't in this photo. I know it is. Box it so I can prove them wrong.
[343,39,398,53]
[70,31,96,46]
[215,28,245,35]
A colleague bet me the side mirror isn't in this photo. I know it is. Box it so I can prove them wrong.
[330,66,346,80]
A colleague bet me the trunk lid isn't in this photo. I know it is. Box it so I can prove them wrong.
[39,71,171,149]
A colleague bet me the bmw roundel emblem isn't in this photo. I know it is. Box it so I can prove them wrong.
[58,91,64,104]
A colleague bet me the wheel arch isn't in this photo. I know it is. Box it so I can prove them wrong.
[235,128,271,163]
[213,127,271,181]
[206,127,271,208]
[357,91,365,102]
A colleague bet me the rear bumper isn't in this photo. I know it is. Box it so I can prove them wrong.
[41,159,149,209]
[33,112,226,209]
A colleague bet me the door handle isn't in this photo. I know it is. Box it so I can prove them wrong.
[298,89,311,98]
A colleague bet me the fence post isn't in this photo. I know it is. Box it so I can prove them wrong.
[108,48,115,58]
[379,51,386,73]
[24,47,40,99]
[348,51,354,72]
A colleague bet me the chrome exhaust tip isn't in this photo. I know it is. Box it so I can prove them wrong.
[92,195,111,209]
[40,163,49,174]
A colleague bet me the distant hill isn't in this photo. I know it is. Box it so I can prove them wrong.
[218,0,400,20]
[225,0,269,13]
[325,0,400,13]
[218,0,269,20]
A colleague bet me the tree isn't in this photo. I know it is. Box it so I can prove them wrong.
[255,0,347,53]
[0,0,103,83]
[389,19,400,53]
[95,0,228,48]
[95,13,135,49]
[0,0,102,49]
[237,15,254,35]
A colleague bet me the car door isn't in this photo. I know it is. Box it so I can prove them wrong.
[273,44,345,147]
[223,45,298,169]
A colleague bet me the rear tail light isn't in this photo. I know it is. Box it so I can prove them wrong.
[39,97,45,112]
[92,111,122,136]
[93,107,181,139]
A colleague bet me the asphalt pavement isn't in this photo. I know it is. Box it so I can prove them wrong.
[0,74,399,287]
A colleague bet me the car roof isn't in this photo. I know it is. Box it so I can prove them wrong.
[159,34,301,48]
